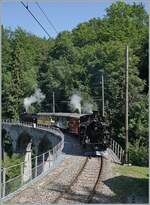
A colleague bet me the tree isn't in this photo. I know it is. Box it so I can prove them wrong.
[2,27,14,118]
[2,27,49,118]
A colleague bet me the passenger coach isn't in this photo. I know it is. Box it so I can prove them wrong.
[37,112,92,135]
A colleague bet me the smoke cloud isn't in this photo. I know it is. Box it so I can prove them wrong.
[70,93,94,114]
[82,102,93,114]
[70,94,82,114]
[24,88,45,112]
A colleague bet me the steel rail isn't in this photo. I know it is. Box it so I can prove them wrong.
[52,156,104,204]
[52,157,89,203]
[86,156,103,203]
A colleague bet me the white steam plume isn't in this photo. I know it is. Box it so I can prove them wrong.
[24,88,45,112]
[82,102,93,114]
[70,94,82,114]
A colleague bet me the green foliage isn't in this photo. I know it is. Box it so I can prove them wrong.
[129,141,148,166]
[2,129,13,158]
[3,153,24,180]
[2,27,49,119]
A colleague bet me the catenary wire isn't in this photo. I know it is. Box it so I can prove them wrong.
[35,2,58,35]
[20,1,51,38]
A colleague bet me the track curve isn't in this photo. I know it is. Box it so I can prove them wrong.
[52,157,89,203]
[53,156,104,204]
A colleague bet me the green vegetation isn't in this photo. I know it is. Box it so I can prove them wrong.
[2,129,13,159]
[129,141,148,166]
[3,153,24,180]
[2,154,23,196]
[2,2,148,166]
[112,164,149,202]
[113,164,148,179]
[5,176,22,196]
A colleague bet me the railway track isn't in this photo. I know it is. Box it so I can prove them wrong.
[52,157,89,203]
[52,156,104,204]
[87,156,103,203]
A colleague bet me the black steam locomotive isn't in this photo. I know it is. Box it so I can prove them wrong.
[20,113,37,123]
[79,114,110,151]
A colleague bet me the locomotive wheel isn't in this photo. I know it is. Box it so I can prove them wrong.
[82,142,86,149]
[79,136,83,145]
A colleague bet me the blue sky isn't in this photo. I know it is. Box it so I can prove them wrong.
[2,0,149,39]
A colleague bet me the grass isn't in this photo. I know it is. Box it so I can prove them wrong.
[110,164,149,202]
[113,164,149,179]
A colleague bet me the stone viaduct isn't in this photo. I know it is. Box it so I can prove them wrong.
[1,122,64,198]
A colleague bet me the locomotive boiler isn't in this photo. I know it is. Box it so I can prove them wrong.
[79,113,110,151]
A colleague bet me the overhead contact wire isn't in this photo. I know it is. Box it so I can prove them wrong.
[35,2,58,35]
[20,1,51,38]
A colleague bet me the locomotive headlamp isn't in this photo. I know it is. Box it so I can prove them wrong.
[85,137,90,144]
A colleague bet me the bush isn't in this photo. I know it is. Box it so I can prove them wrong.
[129,141,148,167]
[3,153,24,180]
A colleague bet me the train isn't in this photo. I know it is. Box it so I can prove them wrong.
[20,112,110,151]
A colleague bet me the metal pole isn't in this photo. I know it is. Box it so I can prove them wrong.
[49,151,51,168]
[0,121,3,200]
[3,168,6,198]
[21,163,24,185]
[125,45,129,164]
[53,92,55,113]
[43,153,45,172]
[101,71,104,117]
[35,156,37,177]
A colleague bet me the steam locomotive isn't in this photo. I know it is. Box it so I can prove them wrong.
[20,112,110,151]
[80,114,110,151]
